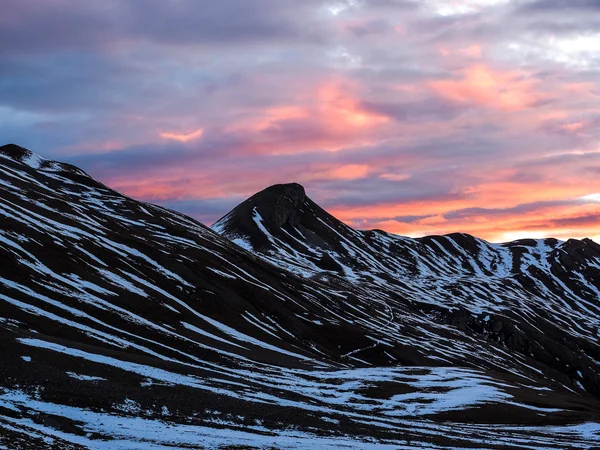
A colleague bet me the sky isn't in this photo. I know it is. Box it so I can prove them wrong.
[2,0,600,243]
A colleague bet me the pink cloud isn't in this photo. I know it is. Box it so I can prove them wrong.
[217,81,391,155]
[459,44,482,58]
[430,64,543,111]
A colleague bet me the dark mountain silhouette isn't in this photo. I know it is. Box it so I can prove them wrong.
[1,145,600,449]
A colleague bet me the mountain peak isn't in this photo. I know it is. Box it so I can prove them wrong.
[212,182,357,259]
[212,182,331,251]
[212,183,309,235]
[0,143,35,161]
[260,182,306,199]
[0,143,95,182]
[247,183,306,228]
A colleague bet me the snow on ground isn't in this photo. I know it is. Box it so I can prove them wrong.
[66,372,107,382]
[1,388,598,450]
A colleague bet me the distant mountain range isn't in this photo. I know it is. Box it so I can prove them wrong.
[1,143,599,449]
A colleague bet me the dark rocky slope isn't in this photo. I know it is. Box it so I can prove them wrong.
[214,183,600,398]
[0,145,599,449]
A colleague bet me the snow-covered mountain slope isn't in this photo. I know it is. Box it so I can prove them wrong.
[213,183,600,391]
[1,145,599,449]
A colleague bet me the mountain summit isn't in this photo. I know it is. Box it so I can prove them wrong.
[244,182,307,227]
[0,142,92,180]
[0,143,31,160]
[1,146,600,449]
[213,182,360,260]
[214,182,307,233]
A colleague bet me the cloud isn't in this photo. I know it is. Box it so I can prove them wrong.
[429,64,547,111]
[0,0,329,56]
[443,200,579,220]
[326,164,370,180]
[2,0,600,241]
[379,173,411,182]
[160,128,204,142]
[393,214,435,224]
[516,0,600,13]
[359,97,463,121]
[549,213,600,227]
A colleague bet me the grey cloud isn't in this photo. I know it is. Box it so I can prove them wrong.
[549,213,600,227]
[517,0,600,12]
[0,0,329,57]
[393,214,435,223]
[315,175,466,210]
[444,200,578,221]
[359,98,464,122]
[346,19,393,37]
[0,1,121,55]
[123,0,329,46]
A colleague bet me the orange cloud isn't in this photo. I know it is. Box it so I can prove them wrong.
[464,181,591,207]
[430,65,541,111]
[317,83,389,129]
[336,199,600,243]
[160,128,204,142]
[329,200,472,226]
[328,164,370,180]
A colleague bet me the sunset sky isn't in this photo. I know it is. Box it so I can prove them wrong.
[2,0,600,242]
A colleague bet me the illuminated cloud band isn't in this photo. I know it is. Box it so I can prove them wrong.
[1,0,599,242]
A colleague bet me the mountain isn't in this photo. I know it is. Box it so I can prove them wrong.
[213,183,600,392]
[0,145,599,449]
